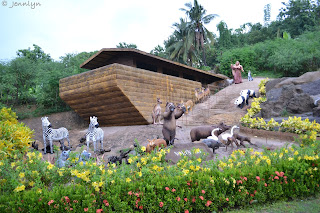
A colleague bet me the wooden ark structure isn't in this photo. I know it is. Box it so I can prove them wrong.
[59,48,225,126]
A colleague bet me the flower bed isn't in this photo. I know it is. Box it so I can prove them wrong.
[1,106,320,212]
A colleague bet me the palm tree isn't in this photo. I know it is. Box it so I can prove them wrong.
[166,18,196,66]
[180,0,218,66]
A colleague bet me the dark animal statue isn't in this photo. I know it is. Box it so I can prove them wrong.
[233,133,255,147]
[190,122,231,142]
[162,102,186,146]
[201,139,225,153]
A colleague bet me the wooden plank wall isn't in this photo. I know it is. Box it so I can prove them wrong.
[59,63,201,126]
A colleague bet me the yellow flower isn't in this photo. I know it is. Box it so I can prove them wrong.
[29,181,35,187]
[38,152,42,159]
[284,149,288,153]
[11,162,16,168]
[19,173,25,178]
[266,159,271,165]
[111,180,115,184]
[0,161,3,166]
[197,158,202,163]
[107,169,113,175]
[141,146,146,152]
[294,151,299,155]
[228,159,233,163]
[194,148,201,154]
[37,188,42,194]
[137,162,141,167]
[279,153,283,159]
[182,169,189,175]
[47,163,54,170]
[138,171,142,177]
[128,158,133,164]
[126,178,131,183]
[288,157,294,161]
[141,157,147,165]
[14,185,25,192]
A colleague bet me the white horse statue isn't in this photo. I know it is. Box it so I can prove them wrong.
[86,116,104,153]
[41,117,70,154]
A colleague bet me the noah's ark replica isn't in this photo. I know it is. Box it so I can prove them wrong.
[59,48,225,126]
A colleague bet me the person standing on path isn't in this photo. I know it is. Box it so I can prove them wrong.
[231,61,244,84]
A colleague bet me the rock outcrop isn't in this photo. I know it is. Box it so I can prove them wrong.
[260,71,320,118]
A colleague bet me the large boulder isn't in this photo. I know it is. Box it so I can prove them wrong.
[260,71,320,118]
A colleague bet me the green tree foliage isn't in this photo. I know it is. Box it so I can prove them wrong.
[180,0,218,66]
[0,44,97,117]
[150,45,168,59]
[116,42,137,49]
[218,31,320,77]
[165,18,196,66]
[278,0,319,37]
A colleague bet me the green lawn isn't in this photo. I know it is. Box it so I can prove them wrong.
[227,195,320,213]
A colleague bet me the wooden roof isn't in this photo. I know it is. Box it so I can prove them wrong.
[80,48,227,83]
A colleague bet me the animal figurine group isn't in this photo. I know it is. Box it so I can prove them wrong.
[234,89,256,109]
[41,117,70,154]
[180,99,194,114]
[152,98,162,124]
[146,139,167,153]
[162,102,186,146]
[86,116,104,153]
[194,87,210,103]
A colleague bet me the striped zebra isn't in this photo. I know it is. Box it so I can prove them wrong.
[86,116,104,152]
[41,117,70,154]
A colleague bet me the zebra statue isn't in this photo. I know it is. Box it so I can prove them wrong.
[86,116,104,153]
[41,117,70,154]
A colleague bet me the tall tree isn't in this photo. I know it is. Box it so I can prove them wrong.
[180,0,218,66]
[278,0,318,37]
[17,44,51,63]
[166,18,196,66]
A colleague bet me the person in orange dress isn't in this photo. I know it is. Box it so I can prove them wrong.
[231,61,244,84]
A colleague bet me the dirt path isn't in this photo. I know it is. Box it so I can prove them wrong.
[22,77,297,162]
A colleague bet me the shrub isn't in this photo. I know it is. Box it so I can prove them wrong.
[0,107,33,159]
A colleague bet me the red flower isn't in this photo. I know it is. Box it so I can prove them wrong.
[73,200,78,203]
[256,176,260,182]
[187,182,191,186]
[199,196,204,200]
[264,183,268,187]
[139,206,143,210]
[92,200,96,203]
[159,202,164,207]
[38,198,42,202]
[70,208,73,211]
[274,176,279,180]
[135,193,139,197]
[226,198,229,201]
[84,208,88,212]
[285,181,288,184]
[64,196,70,203]
[192,197,196,203]
[237,180,243,185]
[176,197,181,201]
[54,204,58,209]
[280,172,284,177]
[172,188,176,192]
[246,191,249,195]
[292,179,295,182]
[238,189,241,192]
[103,200,109,206]
[185,210,189,213]
[284,176,287,179]
[250,194,254,197]
[184,198,188,202]
[205,200,212,207]
[275,171,280,176]
[96,209,103,213]
[128,191,133,195]
[201,190,205,194]
[48,200,54,206]
[243,177,247,181]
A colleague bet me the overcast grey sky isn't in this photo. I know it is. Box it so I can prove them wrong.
[0,0,284,61]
